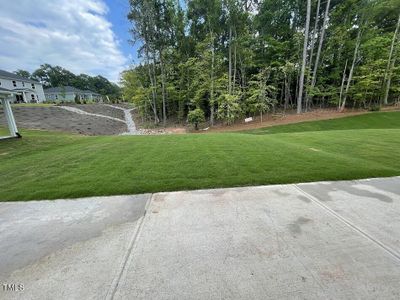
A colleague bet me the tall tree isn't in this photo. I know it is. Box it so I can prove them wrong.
[383,14,400,105]
[297,0,312,114]
[340,25,363,112]
[307,0,331,110]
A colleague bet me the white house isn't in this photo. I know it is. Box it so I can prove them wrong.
[0,69,46,103]
[44,86,103,102]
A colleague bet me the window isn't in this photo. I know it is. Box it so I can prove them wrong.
[55,95,58,100]
[22,82,25,87]
[31,83,35,89]
[13,81,17,87]
[0,81,2,86]
[31,94,35,101]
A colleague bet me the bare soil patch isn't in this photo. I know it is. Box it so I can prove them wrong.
[0,106,126,136]
[69,104,125,120]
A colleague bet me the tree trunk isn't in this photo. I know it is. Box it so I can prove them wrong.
[307,0,331,110]
[210,33,215,126]
[159,50,167,127]
[151,50,159,122]
[233,31,237,94]
[304,0,321,111]
[383,14,400,105]
[146,47,159,124]
[309,0,321,73]
[297,0,312,114]
[338,59,348,110]
[228,26,232,94]
[340,27,362,112]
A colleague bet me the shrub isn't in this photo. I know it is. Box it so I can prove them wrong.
[369,105,381,112]
[188,108,205,130]
[74,95,81,104]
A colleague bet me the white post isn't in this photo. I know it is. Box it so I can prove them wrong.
[2,98,19,137]
[22,92,27,103]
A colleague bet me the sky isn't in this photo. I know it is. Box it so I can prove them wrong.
[0,0,139,82]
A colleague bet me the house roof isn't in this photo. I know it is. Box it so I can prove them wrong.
[83,90,101,96]
[45,86,100,95]
[0,69,40,84]
[44,86,83,93]
[12,88,35,92]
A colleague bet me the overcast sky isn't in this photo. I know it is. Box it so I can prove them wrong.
[0,0,138,82]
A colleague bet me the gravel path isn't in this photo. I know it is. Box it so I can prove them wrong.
[104,104,138,135]
[59,106,126,124]
[71,104,125,120]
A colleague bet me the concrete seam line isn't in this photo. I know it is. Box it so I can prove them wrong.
[293,184,400,263]
[106,193,154,300]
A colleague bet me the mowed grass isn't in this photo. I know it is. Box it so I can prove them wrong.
[11,103,55,108]
[0,127,9,136]
[247,111,400,134]
[0,112,399,201]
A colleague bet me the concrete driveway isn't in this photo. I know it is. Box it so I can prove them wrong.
[1,177,399,299]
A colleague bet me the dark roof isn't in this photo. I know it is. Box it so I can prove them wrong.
[44,86,83,93]
[0,69,39,84]
[12,88,35,92]
[45,86,100,95]
[83,90,101,96]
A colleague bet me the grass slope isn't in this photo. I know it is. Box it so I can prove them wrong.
[0,112,399,201]
[246,111,400,134]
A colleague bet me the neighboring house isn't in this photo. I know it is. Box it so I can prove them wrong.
[44,86,103,102]
[0,69,46,103]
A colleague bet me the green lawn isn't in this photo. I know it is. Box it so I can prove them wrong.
[0,112,399,201]
[246,111,400,134]
[11,103,55,108]
[0,127,9,136]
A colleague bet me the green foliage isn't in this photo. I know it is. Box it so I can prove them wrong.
[24,64,121,99]
[123,0,400,124]
[246,68,276,120]
[369,105,381,111]
[74,94,80,104]
[217,93,242,125]
[188,108,206,130]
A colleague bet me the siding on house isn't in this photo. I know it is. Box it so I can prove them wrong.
[0,69,46,103]
[44,86,103,103]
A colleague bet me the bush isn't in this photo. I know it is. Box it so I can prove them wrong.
[188,108,205,130]
[74,95,81,104]
[369,105,381,112]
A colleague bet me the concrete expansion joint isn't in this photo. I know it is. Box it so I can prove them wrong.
[293,184,400,263]
[106,193,154,300]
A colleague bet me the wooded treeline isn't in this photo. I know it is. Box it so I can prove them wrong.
[15,64,121,99]
[122,0,400,127]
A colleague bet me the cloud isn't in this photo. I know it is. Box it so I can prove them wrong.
[0,0,127,82]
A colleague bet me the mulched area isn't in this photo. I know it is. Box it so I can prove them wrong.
[0,106,127,136]
[206,108,369,132]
